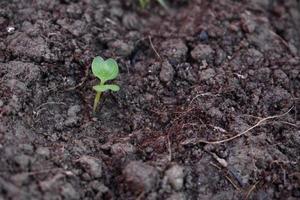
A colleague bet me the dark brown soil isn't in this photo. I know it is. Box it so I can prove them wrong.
[0,0,300,199]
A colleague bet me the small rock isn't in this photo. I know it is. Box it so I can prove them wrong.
[123,161,159,194]
[67,105,81,117]
[36,147,50,158]
[21,21,39,37]
[161,39,188,64]
[241,12,257,33]
[288,42,298,55]
[165,165,185,190]
[273,69,289,87]
[148,62,161,74]
[123,13,140,30]
[64,116,80,127]
[111,143,136,156]
[191,44,214,63]
[207,107,223,121]
[108,40,134,57]
[7,26,15,34]
[64,105,81,127]
[199,68,216,81]
[67,3,83,18]
[244,48,263,66]
[256,67,271,82]
[159,60,175,83]
[94,183,110,198]
[89,181,109,193]
[76,156,102,179]
[215,48,226,66]
[199,30,209,42]
[110,7,124,18]
[94,12,103,25]
[290,69,299,79]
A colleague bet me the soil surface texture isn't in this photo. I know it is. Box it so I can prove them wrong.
[0,0,300,199]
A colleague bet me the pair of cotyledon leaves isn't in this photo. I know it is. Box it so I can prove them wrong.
[92,56,120,92]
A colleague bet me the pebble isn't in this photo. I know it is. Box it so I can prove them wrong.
[191,44,214,63]
[7,26,15,34]
[36,147,50,158]
[123,13,140,30]
[108,40,134,57]
[76,156,103,179]
[199,30,209,42]
[165,165,185,190]
[67,105,81,117]
[199,68,216,81]
[66,3,83,18]
[241,12,256,33]
[111,142,136,155]
[123,161,159,194]
[159,60,175,83]
[161,39,188,64]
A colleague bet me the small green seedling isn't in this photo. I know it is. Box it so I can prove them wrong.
[91,56,120,112]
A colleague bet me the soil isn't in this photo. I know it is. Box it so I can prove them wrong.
[0,0,300,199]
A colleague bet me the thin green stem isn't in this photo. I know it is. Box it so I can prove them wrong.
[93,81,104,112]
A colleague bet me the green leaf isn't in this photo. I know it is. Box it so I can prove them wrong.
[91,57,119,83]
[93,84,120,92]
[92,56,104,79]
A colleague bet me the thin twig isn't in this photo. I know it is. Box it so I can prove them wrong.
[188,92,219,108]
[148,36,162,60]
[35,101,67,111]
[183,106,294,145]
[245,180,260,200]
[209,162,240,190]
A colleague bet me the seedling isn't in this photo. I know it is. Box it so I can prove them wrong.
[91,56,120,112]
[139,0,169,10]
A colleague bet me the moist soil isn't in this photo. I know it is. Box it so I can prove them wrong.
[0,0,300,199]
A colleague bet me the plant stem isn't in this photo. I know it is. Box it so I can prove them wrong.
[93,81,104,112]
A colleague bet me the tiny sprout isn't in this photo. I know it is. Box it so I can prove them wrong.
[91,56,120,112]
